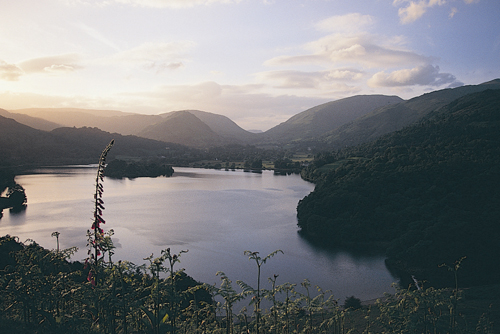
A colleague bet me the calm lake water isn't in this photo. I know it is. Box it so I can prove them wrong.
[1,166,397,303]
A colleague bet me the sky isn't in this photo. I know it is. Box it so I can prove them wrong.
[0,0,499,131]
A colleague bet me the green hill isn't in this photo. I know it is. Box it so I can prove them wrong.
[179,109,258,143]
[139,110,226,148]
[262,95,403,143]
[297,89,500,287]
[322,79,500,148]
[0,114,195,168]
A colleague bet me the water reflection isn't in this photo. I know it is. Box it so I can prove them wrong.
[0,166,397,302]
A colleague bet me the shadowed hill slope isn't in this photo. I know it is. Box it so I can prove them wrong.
[322,79,500,148]
[139,110,226,148]
[0,108,61,131]
[262,95,403,143]
[298,88,500,287]
[0,115,190,167]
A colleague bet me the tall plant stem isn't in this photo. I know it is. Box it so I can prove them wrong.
[244,250,283,334]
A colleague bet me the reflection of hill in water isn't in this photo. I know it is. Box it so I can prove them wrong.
[0,167,395,302]
[298,229,387,259]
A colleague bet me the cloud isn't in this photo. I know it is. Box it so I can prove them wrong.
[262,12,460,92]
[449,7,458,18]
[266,33,430,69]
[112,0,242,8]
[0,60,24,81]
[0,54,82,81]
[43,64,78,73]
[75,22,120,51]
[392,0,480,24]
[368,64,458,87]
[18,54,82,74]
[257,69,364,90]
[315,13,375,33]
[109,42,194,72]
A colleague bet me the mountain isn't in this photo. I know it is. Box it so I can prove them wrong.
[5,79,500,150]
[169,110,257,143]
[0,115,68,166]
[297,88,500,287]
[10,108,162,136]
[8,108,255,147]
[101,114,164,135]
[139,111,226,148]
[322,79,500,148]
[0,108,61,131]
[261,95,403,143]
[11,108,129,127]
[0,114,190,167]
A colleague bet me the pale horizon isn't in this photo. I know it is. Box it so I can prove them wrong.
[1,0,499,131]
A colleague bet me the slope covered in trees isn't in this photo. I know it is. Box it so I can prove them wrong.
[261,95,403,143]
[0,116,204,168]
[297,89,500,286]
[321,79,500,149]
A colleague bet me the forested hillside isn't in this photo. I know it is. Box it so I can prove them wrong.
[321,79,500,149]
[0,117,202,168]
[298,89,500,286]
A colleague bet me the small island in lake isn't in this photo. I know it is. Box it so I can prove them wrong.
[105,159,174,179]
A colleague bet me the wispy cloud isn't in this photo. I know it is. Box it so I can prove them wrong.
[265,33,430,69]
[449,7,458,18]
[393,0,480,24]
[315,13,375,33]
[107,41,195,73]
[74,22,121,51]
[0,54,82,81]
[393,0,446,24]
[18,54,83,74]
[256,69,364,90]
[113,0,242,8]
[0,60,24,81]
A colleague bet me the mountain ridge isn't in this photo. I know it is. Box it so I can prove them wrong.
[4,79,500,149]
[262,95,403,143]
[322,79,500,148]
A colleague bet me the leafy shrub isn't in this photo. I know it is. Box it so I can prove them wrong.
[344,296,362,310]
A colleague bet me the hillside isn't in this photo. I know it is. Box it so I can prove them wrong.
[139,110,226,148]
[8,108,256,147]
[322,79,500,148]
[10,107,162,135]
[297,89,500,287]
[262,95,403,143]
[5,80,500,151]
[0,108,60,131]
[0,115,65,166]
[175,109,257,143]
[0,115,197,167]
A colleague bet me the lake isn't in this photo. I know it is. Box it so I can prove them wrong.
[0,166,397,304]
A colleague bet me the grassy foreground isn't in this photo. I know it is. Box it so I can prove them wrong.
[1,234,499,334]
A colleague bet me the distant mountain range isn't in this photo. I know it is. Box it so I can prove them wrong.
[3,79,500,151]
[0,111,199,168]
